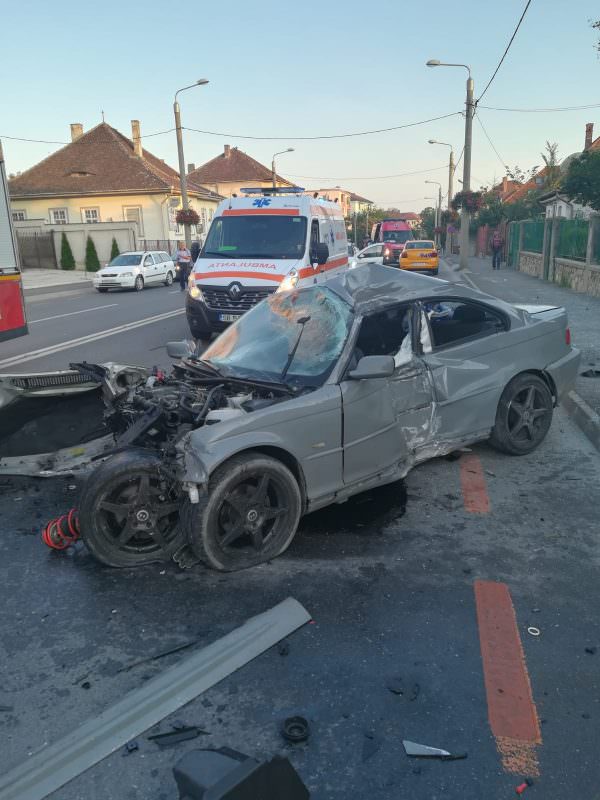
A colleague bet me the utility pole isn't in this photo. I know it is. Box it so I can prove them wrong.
[173,79,209,249]
[425,180,442,248]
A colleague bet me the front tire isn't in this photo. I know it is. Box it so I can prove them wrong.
[186,453,302,571]
[134,275,144,291]
[79,450,186,568]
[164,271,173,286]
[489,373,553,455]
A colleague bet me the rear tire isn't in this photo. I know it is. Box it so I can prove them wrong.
[164,271,173,286]
[489,373,553,455]
[79,450,186,568]
[186,453,302,571]
[134,275,144,291]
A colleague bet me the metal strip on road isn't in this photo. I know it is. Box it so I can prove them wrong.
[29,304,118,324]
[0,308,185,369]
[0,597,312,800]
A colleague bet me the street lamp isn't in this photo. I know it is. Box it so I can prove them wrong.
[428,140,454,209]
[272,148,294,190]
[426,59,474,269]
[173,79,209,248]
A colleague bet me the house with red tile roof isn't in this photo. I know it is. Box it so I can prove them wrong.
[187,145,294,198]
[9,121,221,244]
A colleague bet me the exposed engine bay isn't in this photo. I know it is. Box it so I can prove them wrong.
[0,358,293,477]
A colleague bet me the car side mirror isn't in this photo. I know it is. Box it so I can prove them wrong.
[167,340,195,359]
[348,355,395,380]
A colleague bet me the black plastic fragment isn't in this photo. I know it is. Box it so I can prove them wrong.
[278,641,290,656]
[585,646,597,655]
[281,716,310,743]
[149,726,207,747]
[173,749,310,799]
[122,740,139,756]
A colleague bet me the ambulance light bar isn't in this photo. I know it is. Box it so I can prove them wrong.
[239,187,305,195]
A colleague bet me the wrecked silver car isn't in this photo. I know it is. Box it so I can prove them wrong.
[0,264,580,571]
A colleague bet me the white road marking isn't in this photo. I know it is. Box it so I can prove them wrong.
[169,290,182,294]
[29,304,118,324]
[0,309,185,368]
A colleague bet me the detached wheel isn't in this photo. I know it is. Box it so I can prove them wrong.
[164,271,174,286]
[79,450,186,567]
[187,453,302,571]
[490,373,553,455]
[134,275,144,291]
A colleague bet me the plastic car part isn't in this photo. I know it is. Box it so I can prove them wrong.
[402,740,467,760]
[173,749,310,800]
[148,727,205,748]
[0,597,311,800]
[281,716,310,743]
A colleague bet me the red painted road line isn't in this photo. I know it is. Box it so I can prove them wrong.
[474,580,542,776]
[459,453,490,513]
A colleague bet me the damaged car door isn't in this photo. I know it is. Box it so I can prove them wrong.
[340,303,435,486]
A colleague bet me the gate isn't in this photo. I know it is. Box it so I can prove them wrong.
[16,231,57,269]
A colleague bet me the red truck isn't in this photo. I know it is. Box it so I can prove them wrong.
[371,219,413,266]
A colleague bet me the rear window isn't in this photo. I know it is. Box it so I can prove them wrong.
[406,241,434,250]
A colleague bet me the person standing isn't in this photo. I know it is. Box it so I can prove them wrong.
[490,231,503,270]
[173,241,192,291]
[190,238,201,264]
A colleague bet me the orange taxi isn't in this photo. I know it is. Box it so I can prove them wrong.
[399,240,439,275]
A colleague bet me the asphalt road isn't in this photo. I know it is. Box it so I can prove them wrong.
[1,264,599,800]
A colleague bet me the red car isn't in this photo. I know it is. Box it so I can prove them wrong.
[371,219,413,265]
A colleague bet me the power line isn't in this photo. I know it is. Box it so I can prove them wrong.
[0,134,69,145]
[475,112,508,172]
[183,112,463,141]
[285,165,448,181]
[477,0,533,103]
[479,102,600,112]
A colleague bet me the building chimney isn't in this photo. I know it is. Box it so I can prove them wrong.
[131,120,142,158]
[187,163,195,174]
[70,123,83,142]
[224,144,231,159]
[585,122,594,151]
[502,176,508,193]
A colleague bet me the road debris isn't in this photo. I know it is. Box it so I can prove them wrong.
[585,646,597,655]
[515,777,534,794]
[402,740,467,760]
[116,639,199,673]
[41,509,80,550]
[122,740,139,757]
[148,726,206,748]
[527,627,541,637]
[173,749,310,799]
[362,731,382,762]
[281,716,310,743]
[278,641,290,657]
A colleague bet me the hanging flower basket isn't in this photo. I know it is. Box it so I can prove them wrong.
[434,226,443,235]
[451,190,483,214]
[175,208,200,226]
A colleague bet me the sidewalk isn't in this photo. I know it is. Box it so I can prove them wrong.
[21,268,92,292]
[446,254,600,448]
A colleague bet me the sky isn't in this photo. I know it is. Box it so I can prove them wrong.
[1,0,599,212]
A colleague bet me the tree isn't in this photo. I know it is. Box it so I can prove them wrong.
[419,207,436,239]
[475,192,504,228]
[540,141,561,191]
[110,237,120,260]
[592,18,600,55]
[85,235,101,272]
[506,165,538,184]
[562,149,600,211]
[60,232,75,270]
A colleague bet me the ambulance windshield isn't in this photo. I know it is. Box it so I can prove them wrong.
[202,215,307,260]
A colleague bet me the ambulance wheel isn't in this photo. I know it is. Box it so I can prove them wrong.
[97,288,109,293]
[79,450,186,568]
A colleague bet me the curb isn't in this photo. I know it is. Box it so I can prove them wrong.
[562,390,600,452]
[24,280,93,297]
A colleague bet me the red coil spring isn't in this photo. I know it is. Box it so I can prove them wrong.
[41,508,80,550]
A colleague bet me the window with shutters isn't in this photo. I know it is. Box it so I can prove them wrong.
[123,206,144,235]
[50,208,68,224]
[81,207,100,223]
[12,210,27,221]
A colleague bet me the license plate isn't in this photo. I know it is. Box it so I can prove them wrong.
[219,313,241,322]
[412,262,427,266]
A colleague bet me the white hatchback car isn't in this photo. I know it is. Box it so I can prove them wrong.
[93,251,175,292]
[349,243,385,268]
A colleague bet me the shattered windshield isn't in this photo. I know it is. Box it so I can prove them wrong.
[202,287,353,386]
[202,215,308,260]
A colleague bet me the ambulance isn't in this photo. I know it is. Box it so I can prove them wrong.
[0,141,28,343]
[185,188,349,340]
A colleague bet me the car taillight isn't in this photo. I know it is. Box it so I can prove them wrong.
[427,251,437,258]
[565,327,571,345]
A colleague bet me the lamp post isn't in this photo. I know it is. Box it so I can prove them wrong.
[425,180,442,247]
[272,148,294,189]
[426,60,474,269]
[174,79,209,248]
[428,139,455,256]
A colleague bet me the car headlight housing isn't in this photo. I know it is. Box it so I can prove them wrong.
[277,268,299,293]
[188,275,204,301]
[120,272,133,277]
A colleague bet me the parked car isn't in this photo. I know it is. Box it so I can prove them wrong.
[93,251,175,292]
[349,243,384,268]
[0,265,580,573]
[399,240,440,275]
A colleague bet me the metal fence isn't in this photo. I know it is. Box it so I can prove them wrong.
[556,219,589,261]
[138,239,175,253]
[16,231,57,269]
[522,220,545,253]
